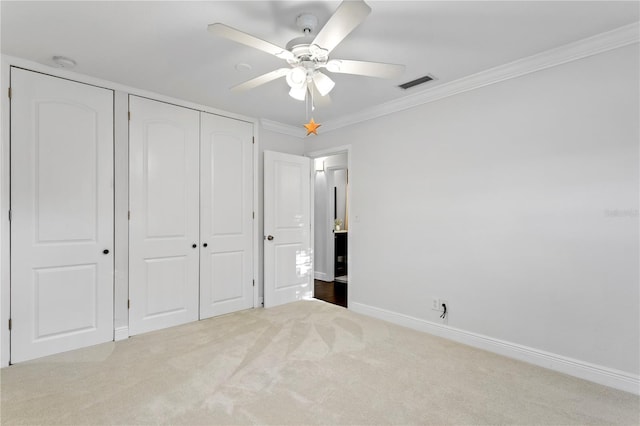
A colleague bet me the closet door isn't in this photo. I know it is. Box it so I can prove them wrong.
[10,68,114,363]
[129,96,199,335]
[200,113,254,318]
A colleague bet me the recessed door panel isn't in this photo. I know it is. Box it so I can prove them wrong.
[11,68,114,363]
[129,96,200,335]
[36,102,98,243]
[276,163,304,229]
[211,136,243,236]
[146,123,188,238]
[144,256,187,318]
[274,243,308,289]
[35,264,97,339]
[200,113,253,319]
[210,251,244,303]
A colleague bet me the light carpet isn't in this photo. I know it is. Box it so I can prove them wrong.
[1,300,638,425]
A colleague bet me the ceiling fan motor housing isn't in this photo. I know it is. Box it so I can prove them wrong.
[296,13,318,34]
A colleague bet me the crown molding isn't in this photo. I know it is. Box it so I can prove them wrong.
[319,22,639,133]
[260,118,305,138]
[263,22,639,137]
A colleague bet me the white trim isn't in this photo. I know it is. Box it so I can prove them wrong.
[305,145,352,160]
[253,123,260,310]
[2,54,258,126]
[350,302,640,395]
[306,146,352,307]
[260,118,304,139]
[265,22,640,137]
[314,271,328,281]
[114,326,129,342]
[1,55,11,367]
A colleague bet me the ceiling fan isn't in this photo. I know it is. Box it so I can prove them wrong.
[208,0,405,102]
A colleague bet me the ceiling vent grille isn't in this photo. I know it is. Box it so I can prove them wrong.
[398,74,435,90]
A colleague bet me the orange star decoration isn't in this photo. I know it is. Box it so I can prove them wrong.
[304,118,321,136]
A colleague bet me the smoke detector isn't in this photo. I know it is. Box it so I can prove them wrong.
[52,56,77,69]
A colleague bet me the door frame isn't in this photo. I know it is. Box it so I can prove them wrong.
[0,55,260,367]
[306,145,352,307]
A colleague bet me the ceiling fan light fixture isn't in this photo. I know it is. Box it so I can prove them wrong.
[286,67,307,88]
[289,84,307,101]
[312,72,335,96]
[325,59,342,73]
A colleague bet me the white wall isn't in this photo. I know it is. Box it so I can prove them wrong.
[257,126,305,299]
[305,44,639,377]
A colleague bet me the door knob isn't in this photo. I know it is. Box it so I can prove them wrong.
[267,235,274,241]
[103,249,109,255]
[192,244,197,248]
[203,243,208,248]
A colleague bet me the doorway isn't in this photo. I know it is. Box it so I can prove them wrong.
[308,148,351,308]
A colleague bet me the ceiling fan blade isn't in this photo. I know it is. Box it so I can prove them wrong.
[208,23,294,61]
[231,68,290,92]
[312,0,371,54]
[326,59,405,79]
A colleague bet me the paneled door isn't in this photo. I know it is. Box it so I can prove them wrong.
[129,96,199,335]
[200,113,254,318]
[10,68,114,363]
[263,151,312,308]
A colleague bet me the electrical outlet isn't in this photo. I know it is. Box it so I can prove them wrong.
[431,298,440,311]
[439,299,449,323]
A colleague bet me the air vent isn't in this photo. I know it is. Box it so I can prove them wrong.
[398,74,435,90]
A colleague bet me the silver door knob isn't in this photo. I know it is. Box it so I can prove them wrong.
[267,235,274,241]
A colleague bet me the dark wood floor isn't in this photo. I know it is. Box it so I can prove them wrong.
[314,279,347,308]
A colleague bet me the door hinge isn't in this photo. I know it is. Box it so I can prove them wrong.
[8,318,11,330]
[252,211,255,219]
[128,211,131,220]
[253,279,255,287]
[8,87,12,100]
[128,299,130,309]
[252,137,255,144]
[8,210,11,222]
[128,111,131,121]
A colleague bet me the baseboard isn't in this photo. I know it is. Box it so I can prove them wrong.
[314,271,328,281]
[350,302,639,395]
[114,326,129,341]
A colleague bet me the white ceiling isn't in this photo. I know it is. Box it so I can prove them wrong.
[2,1,638,127]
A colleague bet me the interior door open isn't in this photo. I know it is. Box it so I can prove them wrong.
[263,151,312,308]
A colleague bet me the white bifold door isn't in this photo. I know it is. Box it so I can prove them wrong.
[10,68,114,363]
[129,97,254,335]
[128,96,200,335]
[200,113,254,319]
